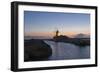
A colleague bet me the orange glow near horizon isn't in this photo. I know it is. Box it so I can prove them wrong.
[61,31,90,37]
[25,31,90,38]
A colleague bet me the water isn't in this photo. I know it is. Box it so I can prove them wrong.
[44,40,90,60]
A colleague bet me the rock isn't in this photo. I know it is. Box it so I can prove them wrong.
[24,39,52,61]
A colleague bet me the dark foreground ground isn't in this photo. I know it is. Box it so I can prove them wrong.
[24,36,90,62]
[24,39,52,62]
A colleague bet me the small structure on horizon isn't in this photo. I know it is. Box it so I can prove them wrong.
[55,29,59,37]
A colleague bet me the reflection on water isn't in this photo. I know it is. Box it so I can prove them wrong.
[44,40,90,60]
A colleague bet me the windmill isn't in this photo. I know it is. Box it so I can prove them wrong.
[54,26,60,37]
[55,29,59,37]
[54,24,63,37]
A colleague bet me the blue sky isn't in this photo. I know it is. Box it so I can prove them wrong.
[24,11,90,38]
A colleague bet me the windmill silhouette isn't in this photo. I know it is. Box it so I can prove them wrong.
[54,24,62,37]
[55,29,59,37]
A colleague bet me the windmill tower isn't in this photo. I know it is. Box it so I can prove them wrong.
[55,29,59,37]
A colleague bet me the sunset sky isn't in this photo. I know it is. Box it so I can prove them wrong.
[24,11,90,39]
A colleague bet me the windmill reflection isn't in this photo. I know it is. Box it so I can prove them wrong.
[54,29,60,59]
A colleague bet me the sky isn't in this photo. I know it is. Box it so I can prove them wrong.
[24,11,90,39]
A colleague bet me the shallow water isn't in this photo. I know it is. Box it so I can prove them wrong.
[44,40,90,60]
